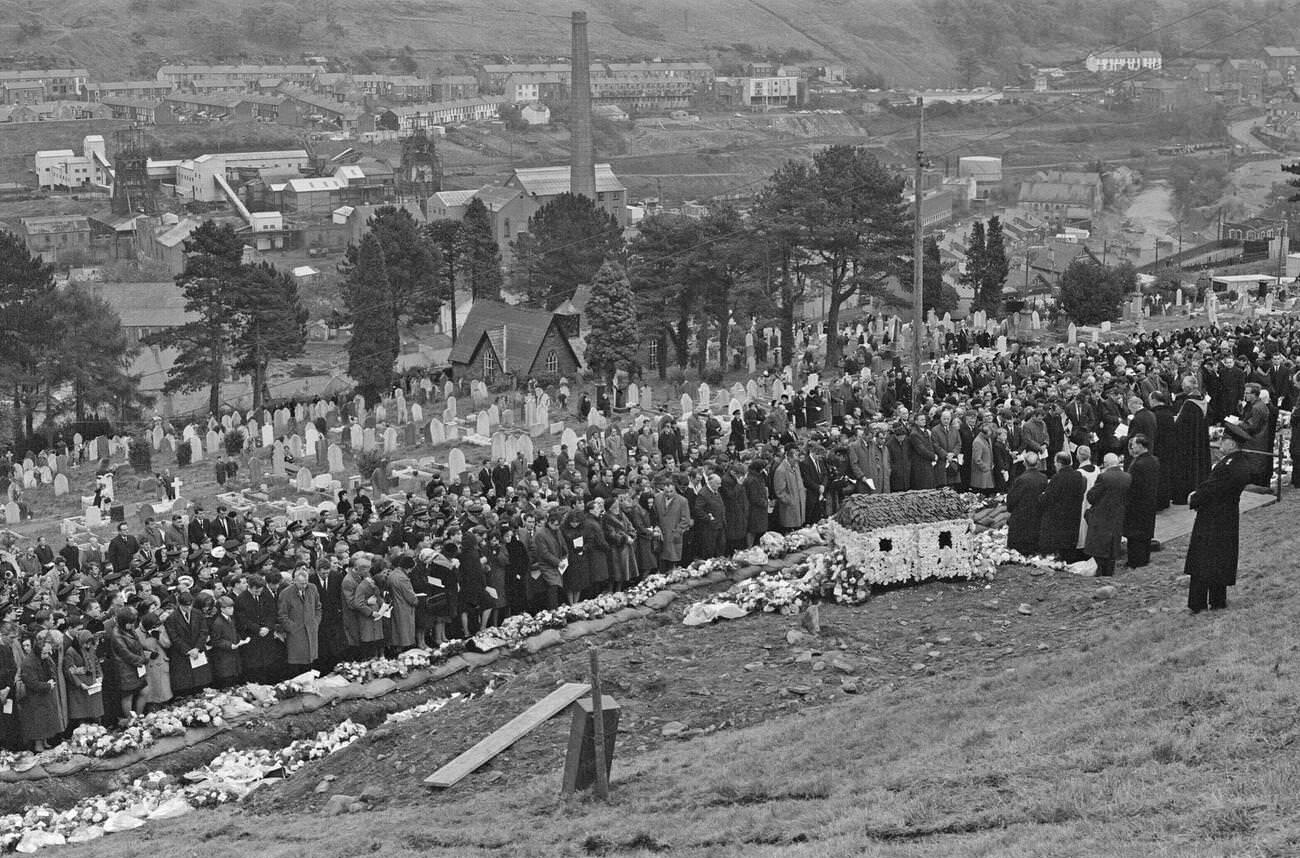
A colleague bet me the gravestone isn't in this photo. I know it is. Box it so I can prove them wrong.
[525,398,536,427]
[488,404,500,427]
[680,394,692,416]
[560,427,580,456]
[349,424,363,450]
[518,434,534,463]
[476,412,490,437]
[272,444,286,477]
[731,383,746,405]
[384,426,398,453]
[275,408,289,434]
[729,397,743,416]
[444,380,455,399]
[53,474,69,497]
[359,427,375,451]
[375,403,387,423]
[327,444,344,474]
[1100,321,1112,333]
[410,403,423,425]
[152,426,164,450]
[261,423,274,448]
[626,384,639,409]
[501,407,514,428]
[305,424,320,454]
[995,335,1008,353]
[288,434,303,460]
[1030,310,1041,330]
[316,440,327,469]
[492,431,507,461]
[429,418,446,445]
[698,383,710,406]
[445,396,457,420]
[1067,322,1077,345]
[1091,328,1101,344]
[295,467,313,492]
[746,379,758,401]
[38,466,51,485]
[189,436,203,463]
[448,448,467,481]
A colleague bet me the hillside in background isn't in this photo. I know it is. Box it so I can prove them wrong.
[4,0,1292,88]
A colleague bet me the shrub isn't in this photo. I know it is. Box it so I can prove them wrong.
[701,367,725,386]
[128,438,152,474]
[176,439,192,468]
[666,365,686,385]
[355,449,386,479]
[224,429,245,455]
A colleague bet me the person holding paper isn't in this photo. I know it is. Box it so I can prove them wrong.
[0,622,21,751]
[163,591,210,696]
[63,628,103,725]
[19,630,65,750]
[109,608,150,720]
[381,559,418,652]
[234,573,281,684]
[208,596,242,688]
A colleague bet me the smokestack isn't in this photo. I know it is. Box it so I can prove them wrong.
[570,10,596,201]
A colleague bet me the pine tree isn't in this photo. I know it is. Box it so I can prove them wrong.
[144,221,245,415]
[347,206,442,323]
[424,219,462,339]
[38,284,141,424]
[961,220,987,313]
[922,237,958,316]
[458,197,503,302]
[980,215,1009,313]
[231,262,307,412]
[509,192,623,309]
[344,235,399,405]
[583,259,639,381]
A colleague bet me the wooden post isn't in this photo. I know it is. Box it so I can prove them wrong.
[589,649,609,801]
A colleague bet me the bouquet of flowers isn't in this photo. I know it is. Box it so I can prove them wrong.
[384,693,458,725]
[397,648,432,671]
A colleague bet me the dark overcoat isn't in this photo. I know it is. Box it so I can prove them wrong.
[1006,469,1049,556]
[1184,451,1253,587]
[1085,468,1131,560]
[1037,467,1085,554]
[1124,452,1160,541]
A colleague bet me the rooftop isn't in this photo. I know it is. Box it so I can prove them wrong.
[21,215,89,234]
[449,301,574,372]
[510,163,625,196]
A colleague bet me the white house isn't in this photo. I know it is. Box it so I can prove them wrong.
[1085,50,1162,73]
[33,135,113,191]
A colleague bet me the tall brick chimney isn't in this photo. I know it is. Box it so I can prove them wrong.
[570,11,596,201]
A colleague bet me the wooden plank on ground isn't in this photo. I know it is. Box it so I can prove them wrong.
[423,682,591,788]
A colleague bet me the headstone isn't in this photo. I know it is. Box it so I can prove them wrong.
[384,426,398,453]
[316,440,327,468]
[275,408,289,434]
[189,436,203,463]
[475,412,490,437]
[362,427,377,452]
[445,396,457,420]
[53,473,69,496]
[305,424,320,453]
[501,407,514,428]
[746,379,758,401]
[1091,328,1101,344]
[1100,321,1112,333]
[444,380,455,399]
[403,422,417,447]
[1030,310,1041,330]
[272,444,286,476]
[626,384,639,409]
[328,444,344,474]
[535,400,549,429]
[261,423,274,448]
[698,383,710,406]
[375,403,387,423]
[1067,322,1077,345]
[429,418,446,444]
[488,404,500,427]
[491,431,507,461]
[560,427,580,455]
[410,403,423,425]
[152,425,164,450]
[771,379,785,400]
[448,448,467,481]
[680,394,692,416]
[729,396,743,415]
[295,467,313,491]
[995,335,1008,353]
[288,434,303,460]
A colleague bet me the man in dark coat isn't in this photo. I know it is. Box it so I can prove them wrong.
[106,523,140,575]
[234,573,283,684]
[1006,451,1049,556]
[798,448,826,524]
[164,591,211,695]
[1171,381,1211,504]
[907,414,938,490]
[1085,453,1131,577]
[1128,396,1157,459]
[308,561,346,673]
[1038,452,1085,562]
[885,422,910,493]
[1184,424,1255,612]
[1123,435,1160,569]
[1150,391,1177,511]
[694,474,727,559]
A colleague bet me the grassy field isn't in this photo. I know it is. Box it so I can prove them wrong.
[37,492,1300,858]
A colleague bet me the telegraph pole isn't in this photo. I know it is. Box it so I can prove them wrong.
[911,97,925,411]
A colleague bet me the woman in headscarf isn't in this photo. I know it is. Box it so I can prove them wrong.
[63,628,103,727]
[137,611,172,710]
[109,606,149,720]
[18,630,65,750]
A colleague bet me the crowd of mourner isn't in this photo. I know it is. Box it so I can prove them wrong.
[0,314,1293,753]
